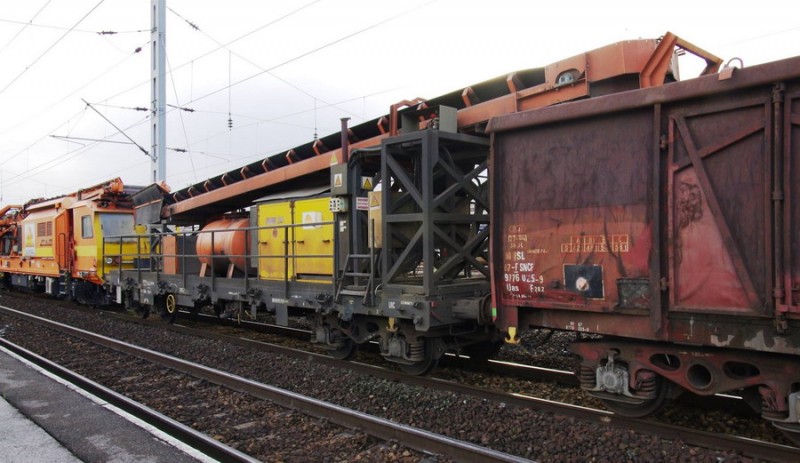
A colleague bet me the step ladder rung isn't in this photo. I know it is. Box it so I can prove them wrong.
[339,289,368,296]
[335,252,376,305]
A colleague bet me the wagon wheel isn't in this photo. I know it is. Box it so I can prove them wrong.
[166,293,177,314]
[600,375,670,418]
[329,337,358,360]
[400,338,442,376]
[159,293,178,324]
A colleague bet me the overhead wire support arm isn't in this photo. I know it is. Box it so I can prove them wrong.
[81,98,153,160]
[49,135,135,145]
[167,103,194,112]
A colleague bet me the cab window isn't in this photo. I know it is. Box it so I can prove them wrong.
[81,215,93,239]
[99,213,136,243]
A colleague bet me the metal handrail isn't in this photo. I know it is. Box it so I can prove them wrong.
[102,220,337,285]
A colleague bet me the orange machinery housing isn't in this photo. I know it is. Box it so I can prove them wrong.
[0,178,140,303]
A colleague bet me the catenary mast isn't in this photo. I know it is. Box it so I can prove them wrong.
[151,0,167,183]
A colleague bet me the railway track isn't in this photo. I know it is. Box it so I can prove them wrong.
[171,311,581,383]
[161,310,756,417]
[0,305,531,462]
[2,299,799,462]
[171,314,772,411]
[0,338,259,463]
[137,317,800,462]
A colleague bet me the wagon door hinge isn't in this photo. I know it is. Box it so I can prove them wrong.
[774,312,789,334]
[774,305,800,335]
[777,304,800,314]
[772,83,785,104]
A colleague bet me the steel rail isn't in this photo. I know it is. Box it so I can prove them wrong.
[223,338,800,462]
[129,313,800,462]
[183,310,579,383]
[5,301,798,461]
[0,337,259,463]
[65,302,784,454]
[0,305,531,463]
[174,312,751,415]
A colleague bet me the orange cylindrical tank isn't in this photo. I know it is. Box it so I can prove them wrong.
[195,218,252,275]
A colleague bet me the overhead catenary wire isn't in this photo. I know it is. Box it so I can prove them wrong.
[163,85,404,187]
[50,135,134,145]
[0,39,146,140]
[2,114,151,189]
[0,41,147,176]
[148,0,441,188]
[0,0,54,55]
[0,1,325,191]
[6,0,442,198]
[18,0,431,186]
[0,0,107,97]
[167,1,361,123]
[227,50,233,131]
[166,5,340,135]
[165,51,198,181]
[0,16,148,35]
[181,1,440,108]
[177,85,403,156]
[128,0,440,166]
[89,0,326,111]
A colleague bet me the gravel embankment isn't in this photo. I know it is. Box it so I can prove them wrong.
[0,291,781,462]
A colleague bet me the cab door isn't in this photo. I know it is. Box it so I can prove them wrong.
[54,210,71,270]
[71,206,97,277]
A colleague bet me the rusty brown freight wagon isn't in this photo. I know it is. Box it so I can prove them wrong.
[488,54,800,434]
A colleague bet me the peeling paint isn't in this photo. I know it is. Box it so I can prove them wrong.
[710,334,734,347]
[742,330,789,352]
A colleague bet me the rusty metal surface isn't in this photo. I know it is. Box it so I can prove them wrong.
[493,108,655,311]
[790,89,800,313]
[489,54,800,352]
[487,56,800,134]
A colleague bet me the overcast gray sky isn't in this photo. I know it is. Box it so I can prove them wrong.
[0,0,797,204]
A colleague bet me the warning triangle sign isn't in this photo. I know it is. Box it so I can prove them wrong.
[361,177,373,190]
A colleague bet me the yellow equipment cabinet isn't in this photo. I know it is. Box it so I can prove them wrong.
[257,195,333,281]
[293,197,334,278]
[257,200,292,280]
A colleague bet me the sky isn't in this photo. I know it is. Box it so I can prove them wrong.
[0,0,797,205]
